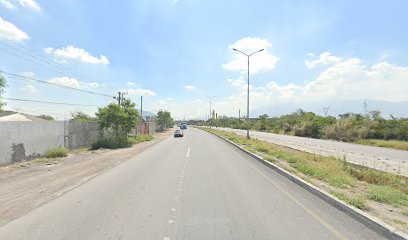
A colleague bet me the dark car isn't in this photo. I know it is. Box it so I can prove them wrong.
[180,124,187,130]
[174,129,183,137]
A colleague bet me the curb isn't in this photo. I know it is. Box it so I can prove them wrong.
[201,128,408,240]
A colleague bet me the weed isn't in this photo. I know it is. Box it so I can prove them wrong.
[354,139,408,151]
[366,185,408,206]
[128,135,154,144]
[44,147,68,158]
[331,191,370,210]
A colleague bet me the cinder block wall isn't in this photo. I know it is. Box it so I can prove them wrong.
[0,121,100,165]
[0,121,65,165]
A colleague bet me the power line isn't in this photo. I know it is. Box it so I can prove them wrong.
[1,71,115,98]
[0,35,118,92]
[4,97,105,107]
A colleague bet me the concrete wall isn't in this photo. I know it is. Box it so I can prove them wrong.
[0,121,65,165]
[66,121,100,150]
[0,120,100,165]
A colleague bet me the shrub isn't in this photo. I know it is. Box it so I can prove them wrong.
[45,147,68,158]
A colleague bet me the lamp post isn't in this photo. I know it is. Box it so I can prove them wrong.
[232,48,264,139]
[205,94,216,129]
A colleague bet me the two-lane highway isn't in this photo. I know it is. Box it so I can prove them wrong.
[0,127,387,239]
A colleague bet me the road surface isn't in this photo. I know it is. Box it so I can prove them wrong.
[213,127,408,177]
[0,127,387,239]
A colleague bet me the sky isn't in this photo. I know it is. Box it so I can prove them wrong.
[0,0,407,120]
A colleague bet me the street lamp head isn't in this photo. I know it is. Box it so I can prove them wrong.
[232,48,238,51]
[259,49,264,52]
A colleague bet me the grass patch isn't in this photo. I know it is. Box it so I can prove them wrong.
[44,147,68,158]
[128,134,154,144]
[331,191,370,210]
[402,210,408,217]
[366,185,408,206]
[354,139,408,151]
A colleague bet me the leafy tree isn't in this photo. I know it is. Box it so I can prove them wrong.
[71,111,96,122]
[37,114,54,120]
[157,110,174,131]
[0,73,7,110]
[96,101,139,140]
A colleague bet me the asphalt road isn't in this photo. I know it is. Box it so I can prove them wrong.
[214,127,408,177]
[0,127,387,240]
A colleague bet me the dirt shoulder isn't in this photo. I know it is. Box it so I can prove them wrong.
[0,130,172,227]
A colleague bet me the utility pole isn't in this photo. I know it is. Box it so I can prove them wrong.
[364,100,368,114]
[239,109,241,121]
[117,91,122,106]
[323,107,329,117]
[140,96,143,120]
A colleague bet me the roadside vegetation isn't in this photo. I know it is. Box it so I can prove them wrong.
[44,147,68,158]
[190,109,408,150]
[201,128,408,230]
[91,99,163,150]
[354,139,408,151]
[0,73,6,110]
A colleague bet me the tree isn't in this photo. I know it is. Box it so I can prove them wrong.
[96,101,139,140]
[0,73,7,110]
[37,114,54,120]
[157,110,174,131]
[71,111,96,122]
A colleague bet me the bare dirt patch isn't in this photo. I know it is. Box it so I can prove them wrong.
[0,131,172,227]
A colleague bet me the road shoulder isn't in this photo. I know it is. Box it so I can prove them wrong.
[0,130,172,227]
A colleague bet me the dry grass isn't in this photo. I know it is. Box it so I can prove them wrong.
[354,139,408,151]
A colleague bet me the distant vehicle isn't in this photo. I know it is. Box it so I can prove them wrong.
[180,124,187,130]
[174,129,183,137]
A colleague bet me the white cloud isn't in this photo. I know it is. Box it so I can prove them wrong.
[21,71,35,78]
[305,51,342,69]
[0,0,41,11]
[302,59,408,102]
[184,85,197,91]
[0,17,29,41]
[148,98,205,119]
[0,0,16,9]
[214,54,408,117]
[227,77,246,89]
[48,77,101,89]
[223,37,279,74]
[21,84,37,93]
[127,81,136,86]
[44,45,109,65]
[126,88,156,96]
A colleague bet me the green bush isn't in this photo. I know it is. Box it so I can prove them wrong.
[91,138,130,150]
[45,147,68,158]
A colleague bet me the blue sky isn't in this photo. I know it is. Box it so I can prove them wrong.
[1,0,407,119]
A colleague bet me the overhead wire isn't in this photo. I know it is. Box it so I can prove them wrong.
[4,97,105,107]
[2,71,115,98]
[0,34,118,93]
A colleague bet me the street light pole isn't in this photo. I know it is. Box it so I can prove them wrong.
[232,48,264,139]
[205,94,216,129]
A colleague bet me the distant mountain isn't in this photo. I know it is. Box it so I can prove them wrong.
[141,110,156,117]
